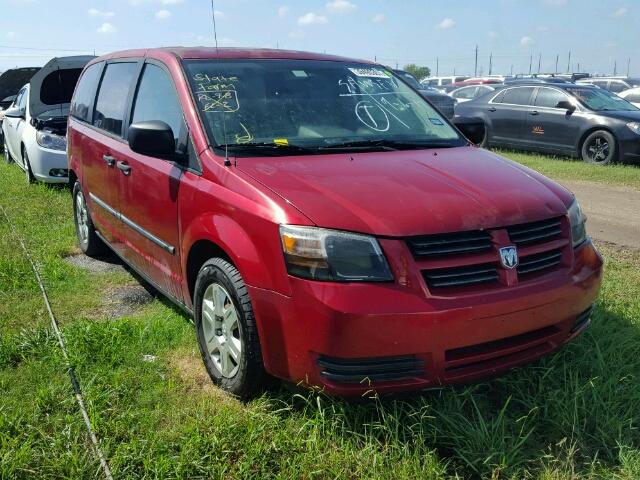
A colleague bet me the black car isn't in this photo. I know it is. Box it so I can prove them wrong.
[455,82,640,165]
[393,69,456,119]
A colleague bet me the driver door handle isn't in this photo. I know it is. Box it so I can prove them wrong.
[530,110,540,116]
[116,160,132,176]
[488,107,496,112]
[102,154,115,167]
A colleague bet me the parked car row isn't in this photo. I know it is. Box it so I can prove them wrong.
[4,48,603,400]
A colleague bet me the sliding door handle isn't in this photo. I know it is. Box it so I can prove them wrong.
[116,160,132,176]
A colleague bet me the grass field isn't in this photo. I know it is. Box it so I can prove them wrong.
[1,151,639,479]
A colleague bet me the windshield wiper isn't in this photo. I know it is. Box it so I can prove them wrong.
[215,142,315,154]
[318,139,456,151]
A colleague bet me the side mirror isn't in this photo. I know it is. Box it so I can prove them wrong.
[555,100,576,112]
[3,107,24,119]
[128,120,176,157]
[453,117,486,145]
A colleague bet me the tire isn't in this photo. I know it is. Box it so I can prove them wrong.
[194,258,268,400]
[72,181,106,256]
[581,130,616,165]
[22,148,35,183]
[3,135,13,164]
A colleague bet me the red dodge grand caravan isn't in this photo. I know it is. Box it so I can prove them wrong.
[67,48,603,399]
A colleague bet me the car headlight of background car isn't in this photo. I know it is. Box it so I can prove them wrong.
[626,122,640,135]
[567,198,587,247]
[279,225,393,282]
[36,130,67,151]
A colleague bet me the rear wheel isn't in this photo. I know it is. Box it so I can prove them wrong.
[194,258,268,400]
[581,130,616,165]
[72,181,106,256]
[3,136,13,164]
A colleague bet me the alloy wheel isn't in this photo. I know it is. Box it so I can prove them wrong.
[586,136,611,164]
[75,189,90,244]
[201,283,242,378]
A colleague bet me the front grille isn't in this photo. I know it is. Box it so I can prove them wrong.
[423,263,498,288]
[318,355,425,384]
[507,217,562,245]
[517,249,562,276]
[407,230,492,258]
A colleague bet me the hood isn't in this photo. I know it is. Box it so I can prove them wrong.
[0,67,40,100]
[29,56,95,119]
[594,109,640,122]
[238,147,572,237]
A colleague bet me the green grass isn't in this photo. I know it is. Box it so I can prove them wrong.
[1,151,640,479]
[497,150,640,190]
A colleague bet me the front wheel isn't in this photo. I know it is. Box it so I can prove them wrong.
[3,136,13,164]
[22,148,35,183]
[194,258,268,400]
[581,130,616,165]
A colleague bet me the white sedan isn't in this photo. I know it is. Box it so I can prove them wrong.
[2,56,93,183]
[619,87,640,108]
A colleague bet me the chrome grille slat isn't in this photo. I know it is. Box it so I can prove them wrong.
[423,264,499,288]
[518,250,562,275]
[408,231,492,258]
[507,217,562,245]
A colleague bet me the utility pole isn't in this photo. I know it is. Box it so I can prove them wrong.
[628,58,631,76]
[555,54,559,74]
[474,45,478,77]
[436,57,439,76]
[614,60,617,76]
[538,53,541,73]
[510,64,514,76]
[567,51,571,73]
[488,53,492,75]
[529,53,532,75]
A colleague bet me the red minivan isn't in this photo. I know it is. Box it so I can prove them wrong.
[67,48,603,399]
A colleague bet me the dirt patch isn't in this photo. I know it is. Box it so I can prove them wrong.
[64,253,125,274]
[168,349,235,403]
[101,284,155,320]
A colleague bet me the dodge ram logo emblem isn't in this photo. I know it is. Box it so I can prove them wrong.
[499,246,519,269]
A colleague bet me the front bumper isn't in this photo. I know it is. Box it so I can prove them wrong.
[249,240,603,397]
[618,134,640,164]
[27,143,68,183]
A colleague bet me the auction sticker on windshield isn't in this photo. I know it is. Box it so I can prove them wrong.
[348,67,390,78]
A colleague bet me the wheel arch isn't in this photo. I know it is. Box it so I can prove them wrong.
[576,126,618,159]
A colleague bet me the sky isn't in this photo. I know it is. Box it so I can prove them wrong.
[0,0,638,77]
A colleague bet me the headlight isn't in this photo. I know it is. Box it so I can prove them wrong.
[36,130,67,151]
[627,122,640,135]
[567,198,587,248]
[279,225,393,282]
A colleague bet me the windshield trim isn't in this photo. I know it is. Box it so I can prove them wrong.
[181,58,466,157]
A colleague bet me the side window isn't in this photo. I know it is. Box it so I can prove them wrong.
[441,78,452,86]
[626,93,640,103]
[70,62,103,122]
[93,62,139,136]
[131,63,184,144]
[534,88,569,108]
[609,81,626,93]
[454,87,477,99]
[13,88,25,109]
[502,87,535,106]
[491,89,507,103]
[593,80,608,88]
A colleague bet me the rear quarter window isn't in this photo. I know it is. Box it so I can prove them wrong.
[70,62,103,122]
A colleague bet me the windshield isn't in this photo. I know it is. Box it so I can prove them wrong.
[565,86,639,112]
[183,59,464,155]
